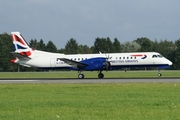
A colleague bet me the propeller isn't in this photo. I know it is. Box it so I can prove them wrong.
[104,53,112,71]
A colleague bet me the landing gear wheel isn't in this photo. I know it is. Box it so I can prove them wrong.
[158,73,162,77]
[98,73,104,78]
[78,74,84,79]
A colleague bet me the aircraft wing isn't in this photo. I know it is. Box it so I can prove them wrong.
[60,58,88,69]
[10,52,31,60]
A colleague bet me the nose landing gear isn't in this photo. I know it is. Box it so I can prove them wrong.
[158,69,162,77]
[158,73,162,77]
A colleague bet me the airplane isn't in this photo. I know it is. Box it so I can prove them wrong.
[10,32,173,79]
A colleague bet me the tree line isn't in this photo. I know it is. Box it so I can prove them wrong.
[0,32,180,71]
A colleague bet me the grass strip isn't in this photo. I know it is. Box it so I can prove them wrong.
[0,83,180,120]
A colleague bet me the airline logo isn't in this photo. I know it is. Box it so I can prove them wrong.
[12,34,31,57]
[131,54,147,59]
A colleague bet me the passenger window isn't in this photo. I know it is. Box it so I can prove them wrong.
[127,57,129,59]
[119,57,121,59]
[123,57,125,59]
[152,55,157,58]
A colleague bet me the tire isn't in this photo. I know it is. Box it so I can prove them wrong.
[98,73,104,78]
[158,73,162,77]
[78,74,84,79]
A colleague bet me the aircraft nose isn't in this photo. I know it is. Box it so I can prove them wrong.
[168,60,173,66]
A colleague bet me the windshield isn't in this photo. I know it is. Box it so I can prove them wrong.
[157,54,163,58]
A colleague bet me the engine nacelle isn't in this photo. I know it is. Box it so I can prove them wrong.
[82,57,106,71]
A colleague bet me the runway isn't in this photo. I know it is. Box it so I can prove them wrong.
[0,78,180,83]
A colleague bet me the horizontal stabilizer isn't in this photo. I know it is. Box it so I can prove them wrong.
[10,52,31,60]
[19,63,31,67]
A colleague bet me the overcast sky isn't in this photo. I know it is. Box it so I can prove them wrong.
[1,0,180,49]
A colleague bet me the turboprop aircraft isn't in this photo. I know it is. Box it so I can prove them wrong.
[10,32,172,79]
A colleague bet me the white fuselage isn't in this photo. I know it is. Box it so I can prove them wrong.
[15,49,172,70]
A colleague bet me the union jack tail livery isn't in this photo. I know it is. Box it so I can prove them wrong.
[10,32,32,64]
[11,32,32,57]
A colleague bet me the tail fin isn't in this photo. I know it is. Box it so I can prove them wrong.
[11,32,32,57]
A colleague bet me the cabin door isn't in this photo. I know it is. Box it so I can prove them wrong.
[50,58,55,67]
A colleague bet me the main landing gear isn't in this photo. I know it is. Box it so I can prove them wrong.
[78,71,104,79]
[78,73,84,79]
[78,71,84,79]
[98,71,104,78]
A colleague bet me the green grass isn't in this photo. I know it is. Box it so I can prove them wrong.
[0,70,180,78]
[0,70,180,119]
[0,83,180,120]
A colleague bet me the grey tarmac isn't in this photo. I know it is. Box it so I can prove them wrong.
[0,78,180,83]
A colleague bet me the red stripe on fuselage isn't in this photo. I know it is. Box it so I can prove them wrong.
[131,54,143,57]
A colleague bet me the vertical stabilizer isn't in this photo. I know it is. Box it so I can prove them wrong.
[11,32,32,57]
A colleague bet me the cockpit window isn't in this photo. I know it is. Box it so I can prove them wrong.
[152,54,163,58]
[157,54,163,58]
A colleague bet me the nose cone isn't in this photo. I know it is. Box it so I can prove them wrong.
[168,60,173,66]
